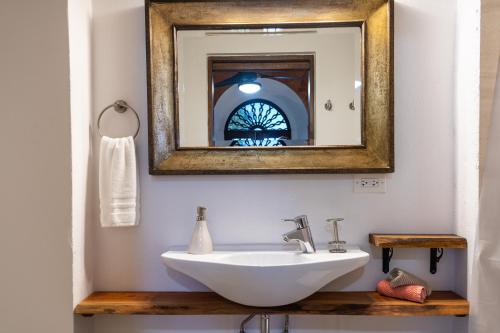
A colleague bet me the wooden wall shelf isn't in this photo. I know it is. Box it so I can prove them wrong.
[75,291,468,317]
[369,233,467,274]
[369,234,467,248]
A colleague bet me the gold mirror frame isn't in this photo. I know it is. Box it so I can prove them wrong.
[146,0,394,174]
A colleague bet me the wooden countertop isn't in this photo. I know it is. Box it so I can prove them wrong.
[75,291,469,317]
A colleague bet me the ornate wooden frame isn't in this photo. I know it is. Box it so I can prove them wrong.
[146,0,394,174]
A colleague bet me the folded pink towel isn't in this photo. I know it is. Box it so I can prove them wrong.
[386,268,432,296]
[376,279,427,303]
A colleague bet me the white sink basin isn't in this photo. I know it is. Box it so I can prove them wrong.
[161,245,369,307]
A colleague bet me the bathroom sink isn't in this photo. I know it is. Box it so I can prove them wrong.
[161,245,369,307]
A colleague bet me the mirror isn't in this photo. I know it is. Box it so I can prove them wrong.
[146,0,393,174]
[176,27,363,148]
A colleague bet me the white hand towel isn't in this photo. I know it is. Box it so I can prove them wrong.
[99,136,139,227]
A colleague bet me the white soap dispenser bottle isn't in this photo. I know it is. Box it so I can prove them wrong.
[188,206,213,254]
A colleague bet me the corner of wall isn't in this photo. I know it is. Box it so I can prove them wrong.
[453,0,481,294]
[452,0,481,331]
[68,0,95,310]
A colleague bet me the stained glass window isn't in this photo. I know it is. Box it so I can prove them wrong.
[224,99,291,147]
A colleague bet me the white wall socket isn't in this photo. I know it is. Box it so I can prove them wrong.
[353,175,386,193]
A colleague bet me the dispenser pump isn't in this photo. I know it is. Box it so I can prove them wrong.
[188,206,213,254]
[197,206,207,221]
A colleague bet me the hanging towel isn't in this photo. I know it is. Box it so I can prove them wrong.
[376,279,428,303]
[99,136,139,227]
[386,267,432,296]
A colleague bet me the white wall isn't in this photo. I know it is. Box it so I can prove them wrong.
[452,1,487,332]
[69,0,94,311]
[452,0,480,305]
[87,1,460,333]
[0,1,74,332]
[178,28,362,147]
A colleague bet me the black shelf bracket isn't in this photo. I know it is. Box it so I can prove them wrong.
[381,247,445,274]
[430,248,444,274]
[382,247,393,273]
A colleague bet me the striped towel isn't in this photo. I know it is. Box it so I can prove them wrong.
[376,279,427,303]
[386,268,432,296]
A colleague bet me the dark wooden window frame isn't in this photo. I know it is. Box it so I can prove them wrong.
[208,54,315,147]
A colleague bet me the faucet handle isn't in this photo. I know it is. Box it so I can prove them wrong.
[282,215,309,229]
[326,217,344,224]
[326,218,344,236]
[326,217,347,253]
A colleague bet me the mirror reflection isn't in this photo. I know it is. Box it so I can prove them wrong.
[176,26,363,148]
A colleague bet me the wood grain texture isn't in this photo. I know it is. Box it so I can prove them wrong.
[154,147,388,174]
[75,291,468,317]
[369,234,467,249]
[146,0,394,174]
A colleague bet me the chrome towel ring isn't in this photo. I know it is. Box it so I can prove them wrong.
[97,100,140,139]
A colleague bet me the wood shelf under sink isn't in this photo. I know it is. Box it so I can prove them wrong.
[75,291,469,317]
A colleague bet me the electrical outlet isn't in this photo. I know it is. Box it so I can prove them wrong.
[354,175,386,193]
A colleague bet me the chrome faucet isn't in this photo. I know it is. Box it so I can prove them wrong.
[282,215,316,253]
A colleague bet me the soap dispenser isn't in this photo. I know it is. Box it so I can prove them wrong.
[188,207,213,254]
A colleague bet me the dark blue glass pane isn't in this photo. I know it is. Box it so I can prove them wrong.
[224,99,291,147]
[230,138,286,147]
[227,101,288,131]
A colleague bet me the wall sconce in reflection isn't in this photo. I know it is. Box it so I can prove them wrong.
[349,100,355,110]
[324,99,333,111]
